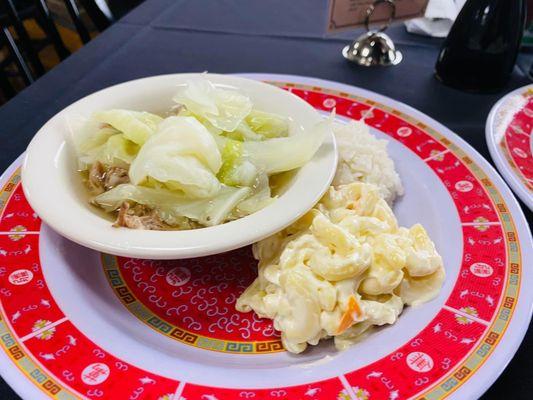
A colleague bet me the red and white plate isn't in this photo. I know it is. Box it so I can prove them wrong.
[0,74,531,400]
[486,84,533,210]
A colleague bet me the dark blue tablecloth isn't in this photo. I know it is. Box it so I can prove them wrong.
[0,1,531,398]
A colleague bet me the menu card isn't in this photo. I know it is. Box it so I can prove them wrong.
[327,0,429,33]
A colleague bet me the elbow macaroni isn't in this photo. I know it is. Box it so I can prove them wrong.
[236,182,445,353]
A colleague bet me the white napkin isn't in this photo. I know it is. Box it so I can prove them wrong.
[404,0,466,38]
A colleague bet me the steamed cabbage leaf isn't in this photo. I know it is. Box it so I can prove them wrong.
[217,139,258,187]
[222,110,289,141]
[67,115,123,170]
[68,115,119,153]
[80,134,139,169]
[215,118,329,175]
[226,121,263,141]
[94,183,251,226]
[78,127,119,154]
[235,173,275,216]
[173,78,252,132]
[220,160,258,187]
[244,110,289,139]
[177,108,223,136]
[93,109,163,145]
[157,116,222,172]
[129,116,222,198]
[242,119,328,174]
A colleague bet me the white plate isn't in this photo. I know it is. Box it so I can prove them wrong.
[486,84,533,210]
[21,73,337,259]
[0,74,531,400]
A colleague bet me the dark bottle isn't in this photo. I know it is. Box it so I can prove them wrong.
[435,0,527,92]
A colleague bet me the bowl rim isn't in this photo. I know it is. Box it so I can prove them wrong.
[21,73,337,259]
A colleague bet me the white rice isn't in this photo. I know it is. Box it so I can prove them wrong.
[493,94,526,144]
[332,120,403,204]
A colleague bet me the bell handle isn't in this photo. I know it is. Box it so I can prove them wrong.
[365,0,396,33]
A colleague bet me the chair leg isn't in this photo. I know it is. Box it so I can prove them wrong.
[0,69,16,99]
[33,0,71,60]
[2,0,45,76]
[63,0,91,44]
[78,0,113,32]
[2,26,34,85]
[106,0,143,19]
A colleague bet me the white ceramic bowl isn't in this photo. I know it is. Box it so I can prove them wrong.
[21,74,337,259]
